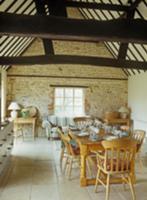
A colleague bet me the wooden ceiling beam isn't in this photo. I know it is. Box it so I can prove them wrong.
[0,55,147,70]
[47,0,67,17]
[129,0,143,9]
[65,1,130,11]
[41,0,67,54]
[7,74,128,81]
[0,12,147,44]
[34,0,54,55]
[118,10,135,71]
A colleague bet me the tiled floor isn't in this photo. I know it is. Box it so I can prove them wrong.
[0,138,147,200]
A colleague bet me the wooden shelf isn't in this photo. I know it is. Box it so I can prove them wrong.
[104,118,131,126]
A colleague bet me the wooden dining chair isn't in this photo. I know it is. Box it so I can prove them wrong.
[95,139,137,200]
[58,128,80,179]
[131,129,146,168]
[57,127,68,170]
[59,128,94,179]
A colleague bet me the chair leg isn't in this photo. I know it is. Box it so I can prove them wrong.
[60,147,65,170]
[95,168,101,193]
[138,152,144,170]
[63,156,69,174]
[121,175,127,191]
[68,157,73,180]
[128,176,136,200]
[86,158,92,178]
[105,174,110,200]
[21,129,25,141]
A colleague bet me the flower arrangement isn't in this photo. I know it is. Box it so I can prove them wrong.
[21,108,30,118]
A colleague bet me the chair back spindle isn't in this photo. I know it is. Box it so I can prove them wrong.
[101,139,136,173]
[132,130,145,152]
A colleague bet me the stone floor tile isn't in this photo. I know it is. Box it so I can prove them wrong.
[0,138,147,200]
[0,185,31,200]
[30,185,60,200]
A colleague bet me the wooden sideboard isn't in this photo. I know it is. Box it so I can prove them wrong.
[104,118,131,127]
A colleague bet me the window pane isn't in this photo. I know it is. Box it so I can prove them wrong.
[65,88,73,97]
[64,98,73,106]
[74,89,83,97]
[55,98,63,106]
[55,88,64,97]
[54,87,84,116]
[65,106,73,114]
[74,98,83,106]
[74,106,83,115]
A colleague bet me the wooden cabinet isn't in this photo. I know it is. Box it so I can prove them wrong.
[104,118,131,127]
[0,122,13,175]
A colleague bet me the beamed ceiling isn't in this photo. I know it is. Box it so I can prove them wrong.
[0,0,147,76]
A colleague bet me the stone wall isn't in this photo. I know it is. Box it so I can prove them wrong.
[7,39,128,121]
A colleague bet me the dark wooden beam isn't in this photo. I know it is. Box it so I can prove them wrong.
[0,12,147,43]
[7,74,128,81]
[118,10,135,59]
[118,43,128,59]
[65,1,130,11]
[43,0,67,53]
[118,5,140,74]
[1,55,147,70]
[47,0,67,17]
[42,40,54,54]
[129,0,143,9]
[34,0,54,55]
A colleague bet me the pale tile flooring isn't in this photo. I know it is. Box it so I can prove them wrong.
[0,138,147,200]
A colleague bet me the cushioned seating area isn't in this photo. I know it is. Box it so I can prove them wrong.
[42,115,75,138]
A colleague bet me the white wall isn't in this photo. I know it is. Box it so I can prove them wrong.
[128,72,147,154]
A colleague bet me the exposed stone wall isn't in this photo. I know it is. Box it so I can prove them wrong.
[7,39,128,121]
[7,76,127,117]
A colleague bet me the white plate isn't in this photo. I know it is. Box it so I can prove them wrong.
[104,135,118,141]
[78,132,89,137]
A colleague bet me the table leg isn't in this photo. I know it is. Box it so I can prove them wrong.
[80,154,87,186]
[80,145,88,186]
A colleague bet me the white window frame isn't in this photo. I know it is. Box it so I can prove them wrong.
[54,87,85,117]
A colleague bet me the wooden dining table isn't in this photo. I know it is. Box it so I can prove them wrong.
[69,129,136,187]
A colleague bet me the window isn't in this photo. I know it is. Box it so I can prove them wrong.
[54,88,84,116]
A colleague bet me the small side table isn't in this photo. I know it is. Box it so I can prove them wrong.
[14,117,36,140]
